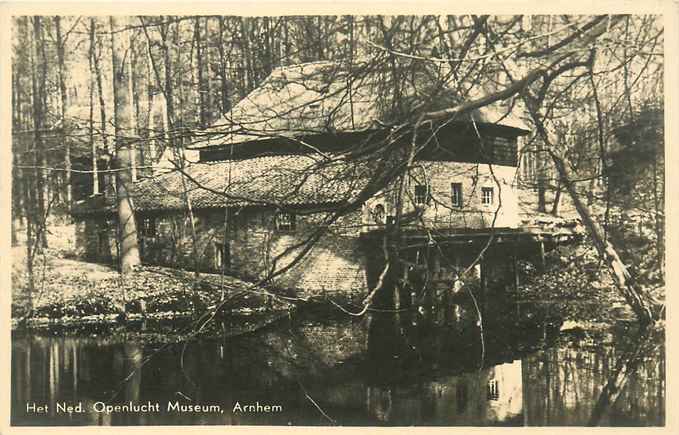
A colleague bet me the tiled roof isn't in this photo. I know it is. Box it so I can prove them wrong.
[191,60,530,149]
[71,154,370,215]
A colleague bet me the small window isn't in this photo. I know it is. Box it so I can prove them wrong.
[225,208,239,232]
[214,241,230,271]
[275,212,296,232]
[414,184,429,205]
[140,216,156,237]
[97,231,109,257]
[487,379,500,401]
[451,183,463,207]
[372,203,386,225]
[482,187,494,206]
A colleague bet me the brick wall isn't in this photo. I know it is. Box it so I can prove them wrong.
[224,208,367,299]
[108,207,371,299]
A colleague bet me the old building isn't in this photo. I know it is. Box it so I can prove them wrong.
[72,61,564,300]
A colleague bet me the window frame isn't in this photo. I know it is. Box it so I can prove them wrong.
[214,240,230,271]
[372,203,386,225]
[451,182,463,208]
[275,212,297,232]
[481,187,494,206]
[414,184,430,206]
[139,216,157,238]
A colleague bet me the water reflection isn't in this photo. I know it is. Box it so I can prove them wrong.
[11,314,664,426]
[588,326,664,426]
[522,324,664,426]
[358,360,523,425]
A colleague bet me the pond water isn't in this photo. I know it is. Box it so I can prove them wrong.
[11,307,665,426]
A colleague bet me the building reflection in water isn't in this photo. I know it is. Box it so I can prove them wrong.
[11,317,664,426]
[486,361,523,422]
[362,359,523,425]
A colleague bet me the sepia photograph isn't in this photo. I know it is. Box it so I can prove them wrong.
[2,4,672,429]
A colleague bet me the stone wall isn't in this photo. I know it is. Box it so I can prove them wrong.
[78,207,369,300]
[222,208,367,298]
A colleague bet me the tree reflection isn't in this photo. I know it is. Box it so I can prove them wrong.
[10,316,665,426]
[522,323,664,426]
[588,325,663,426]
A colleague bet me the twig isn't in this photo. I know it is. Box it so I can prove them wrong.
[466,287,485,371]
[297,381,337,425]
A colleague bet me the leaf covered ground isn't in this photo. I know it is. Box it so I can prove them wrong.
[11,247,291,326]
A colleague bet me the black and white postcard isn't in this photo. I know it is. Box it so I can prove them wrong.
[1,1,676,432]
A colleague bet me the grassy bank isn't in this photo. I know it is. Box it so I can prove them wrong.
[11,247,293,330]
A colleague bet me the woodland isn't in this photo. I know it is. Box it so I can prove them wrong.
[10,15,664,327]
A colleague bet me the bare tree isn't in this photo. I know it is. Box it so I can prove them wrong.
[110,16,141,274]
[10,14,663,327]
[54,16,72,206]
[88,18,99,195]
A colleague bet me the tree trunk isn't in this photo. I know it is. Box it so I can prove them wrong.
[551,180,562,216]
[537,143,547,213]
[91,19,109,155]
[122,29,138,183]
[240,18,252,93]
[11,66,21,245]
[317,16,325,60]
[203,17,214,123]
[523,95,654,324]
[31,17,47,248]
[652,152,664,277]
[263,17,273,76]
[588,326,651,425]
[194,16,207,129]
[159,17,201,311]
[110,16,141,275]
[88,21,99,195]
[551,150,653,323]
[91,18,113,195]
[217,17,231,114]
[159,19,175,136]
[55,16,72,207]
[283,17,290,64]
[143,31,155,167]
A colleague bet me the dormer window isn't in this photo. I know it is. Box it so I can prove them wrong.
[415,185,430,205]
[482,187,494,206]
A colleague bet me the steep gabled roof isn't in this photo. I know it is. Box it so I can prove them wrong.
[192,60,530,149]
